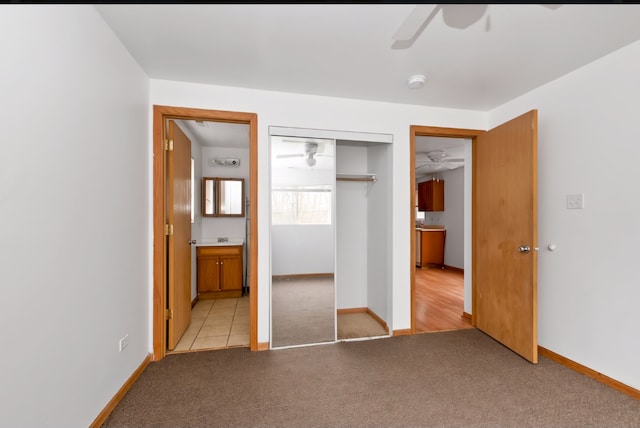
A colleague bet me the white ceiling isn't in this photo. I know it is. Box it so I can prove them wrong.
[96,4,640,110]
[99,4,640,174]
[175,119,249,149]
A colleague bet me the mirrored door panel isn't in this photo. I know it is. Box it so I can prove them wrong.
[270,135,336,348]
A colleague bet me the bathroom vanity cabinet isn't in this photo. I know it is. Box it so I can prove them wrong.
[196,245,243,299]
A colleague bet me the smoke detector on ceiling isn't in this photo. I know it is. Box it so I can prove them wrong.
[408,74,426,89]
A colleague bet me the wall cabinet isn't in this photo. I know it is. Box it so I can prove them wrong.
[417,229,446,268]
[197,245,243,299]
[418,180,444,211]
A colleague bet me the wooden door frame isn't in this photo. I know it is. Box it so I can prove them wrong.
[410,125,483,333]
[152,105,258,361]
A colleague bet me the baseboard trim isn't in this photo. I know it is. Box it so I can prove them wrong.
[337,307,367,315]
[366,308,389,334]
[257,342,269,351]
[191,296,198,308]
[337,307,389,334]
[90,353,152,428]
[272,273,334,280]
[538,346,640,400]
[462,312,471,320]
[444,265,464,273]
[392,329,413,336]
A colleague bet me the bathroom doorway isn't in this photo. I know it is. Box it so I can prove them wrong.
[152,105,259,361]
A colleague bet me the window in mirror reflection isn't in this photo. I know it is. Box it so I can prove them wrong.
[219,179,243,215]
[271,185,332,225]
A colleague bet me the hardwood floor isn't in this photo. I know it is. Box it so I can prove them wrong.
[415,266,473,332]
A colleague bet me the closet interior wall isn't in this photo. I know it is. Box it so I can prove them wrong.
[336,140,392,331]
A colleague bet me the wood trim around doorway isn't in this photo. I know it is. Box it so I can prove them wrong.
[152,105,259,361]
[410,125,483,334]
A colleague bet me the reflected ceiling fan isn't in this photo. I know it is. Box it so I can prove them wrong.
[276,141,329,167]
[392,4,562,48]
[416,150,464,171]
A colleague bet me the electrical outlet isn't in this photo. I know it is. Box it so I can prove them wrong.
[119,334,129,352]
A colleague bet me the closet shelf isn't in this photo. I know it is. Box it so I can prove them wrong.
[336,173,377,183]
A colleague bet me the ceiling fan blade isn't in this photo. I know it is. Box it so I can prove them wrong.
[416,162,441,170]
[392,4,438,42]
[276,154,304,159]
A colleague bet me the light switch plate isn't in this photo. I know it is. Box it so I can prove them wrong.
[567,193,584,209]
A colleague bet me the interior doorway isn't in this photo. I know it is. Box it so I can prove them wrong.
[410,125,482,334]
[152,105,258,361]
[410,111,538,364]
[414,134,471,333]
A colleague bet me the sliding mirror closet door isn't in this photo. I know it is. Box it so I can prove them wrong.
[270,136,336,348]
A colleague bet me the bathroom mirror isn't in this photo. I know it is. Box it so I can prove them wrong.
[202,177,245,217]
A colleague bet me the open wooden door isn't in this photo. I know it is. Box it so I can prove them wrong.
[166,120,192,350]
[473,110,538,363]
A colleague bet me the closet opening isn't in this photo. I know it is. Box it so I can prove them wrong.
[269,127,393,349]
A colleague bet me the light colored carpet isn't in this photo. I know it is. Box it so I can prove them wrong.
[271,277,335,348]
[337,313,387,339]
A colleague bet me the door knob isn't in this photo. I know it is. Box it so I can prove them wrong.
[189,240,197,245]
[518,245,531,253]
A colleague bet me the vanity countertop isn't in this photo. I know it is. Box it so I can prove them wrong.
[416,225,446,232]
[195,239,244,247]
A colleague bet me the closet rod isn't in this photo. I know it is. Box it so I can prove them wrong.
[336,173,377,183]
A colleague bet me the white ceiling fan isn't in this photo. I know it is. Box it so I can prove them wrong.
[416,150,464,172]
[276,141,330,167]
[392,4,562,49]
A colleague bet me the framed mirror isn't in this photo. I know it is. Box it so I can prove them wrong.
[202,177,245,217]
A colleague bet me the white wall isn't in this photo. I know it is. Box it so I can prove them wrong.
[439,167,465,269]
[150,80,486,342]
[336,144,369,308]
[366,143,392,322]
[0,6,150,427]
[488,40,640,390]
[200,146,250,242]
[271,225,335,275]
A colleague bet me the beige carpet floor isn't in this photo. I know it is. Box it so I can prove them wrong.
[272,277,390,346]
[271,276,335,348]
[337,312,388,339]
[102,329,640,427]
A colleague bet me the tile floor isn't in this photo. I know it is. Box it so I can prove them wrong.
[171,295,250,353]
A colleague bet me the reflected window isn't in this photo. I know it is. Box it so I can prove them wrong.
[272,185,332,225]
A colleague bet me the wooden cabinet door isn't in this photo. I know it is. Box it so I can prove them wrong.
[417,182,427,211]
[418,180,445,211]
[220,255,242,291]
[421,230,445,265]
[197,254,220,293]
